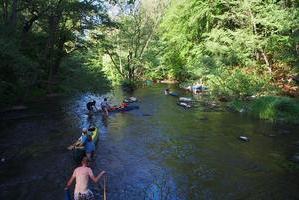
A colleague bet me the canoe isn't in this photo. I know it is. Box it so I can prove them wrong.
[108,105,139,112]
[177,102,192,108]
[179,97,192,102]
[73,127,99,162]
[123,97,137,103]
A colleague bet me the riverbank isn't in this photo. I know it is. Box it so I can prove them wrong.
[0,54,111,110]
[229,96,299,124]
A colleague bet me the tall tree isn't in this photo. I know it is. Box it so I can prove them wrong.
[90,0,169,84]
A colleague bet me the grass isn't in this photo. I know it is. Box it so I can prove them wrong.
[229,96,299,124]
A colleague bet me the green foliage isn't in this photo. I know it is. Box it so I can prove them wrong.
[159,0,299,97]
[229,96,299,123]
[251,96,299,123]
[59,53,111,93]
[0,0,110,107]
[206,66,274,98]
[120,79,137,92]
[89,0,169,85]
[0,29,38,106]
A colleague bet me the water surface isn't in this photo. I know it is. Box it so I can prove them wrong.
[0,84,298,199]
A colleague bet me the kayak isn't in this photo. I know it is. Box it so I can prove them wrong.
[179,97,192,102]
[73,127,99,162]
[168,92,178,97]
[177,102,192,108]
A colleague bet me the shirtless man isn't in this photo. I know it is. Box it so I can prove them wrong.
[65,157,106,200]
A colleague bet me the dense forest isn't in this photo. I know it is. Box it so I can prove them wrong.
[1,0,298,121]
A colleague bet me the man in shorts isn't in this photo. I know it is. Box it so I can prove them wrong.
[65,157,106,200]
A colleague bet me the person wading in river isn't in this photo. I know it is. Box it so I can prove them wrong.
[68,128,88,150]
[85,134,95,160]
[100,98,111,116]
[86,100,97,115]
[65,157,106,200]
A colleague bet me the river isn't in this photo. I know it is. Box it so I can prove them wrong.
[0,84,298,200]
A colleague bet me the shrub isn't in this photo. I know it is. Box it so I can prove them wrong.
[251,96,299,123]
[206,66,274,99]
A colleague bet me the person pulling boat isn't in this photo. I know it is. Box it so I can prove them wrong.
[65,157,106,200]
[68,127,96,160]
[68,128,88,149]
[100,98,111,116]
[86,100,97,114]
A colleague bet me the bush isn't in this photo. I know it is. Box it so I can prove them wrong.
[59,54,111,93]
[120,79,137,92]
[250,96,299,123]
[206,66,274,99]
[228,96,299,123]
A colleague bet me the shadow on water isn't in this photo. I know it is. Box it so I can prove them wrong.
[0,84,299,199]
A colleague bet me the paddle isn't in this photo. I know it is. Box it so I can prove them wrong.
[103,174,107,200]
[97,173,108,200]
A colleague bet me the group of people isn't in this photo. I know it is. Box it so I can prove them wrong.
[64,98,112,200]
[66,127,105,200]
[86,98,111,116]
[65,96,136,199]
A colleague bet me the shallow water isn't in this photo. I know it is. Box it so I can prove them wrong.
[0,84,299,199]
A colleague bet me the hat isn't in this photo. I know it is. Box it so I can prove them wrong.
[82,128,88,132]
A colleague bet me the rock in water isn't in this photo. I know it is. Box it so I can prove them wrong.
[239,136,249,142]
[291,153,299,163]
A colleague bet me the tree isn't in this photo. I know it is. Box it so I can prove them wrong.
[0,0,109,105]
[159,0,299,97]
[89,0,170,85]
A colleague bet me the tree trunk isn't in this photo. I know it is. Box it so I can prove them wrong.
[9,0,18,29]
[105,49,125,78]
[2,0,8,23]
[248,7,261,62]
[53,35,66,77]
[47,14,60,93]
[261,51,271,73]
